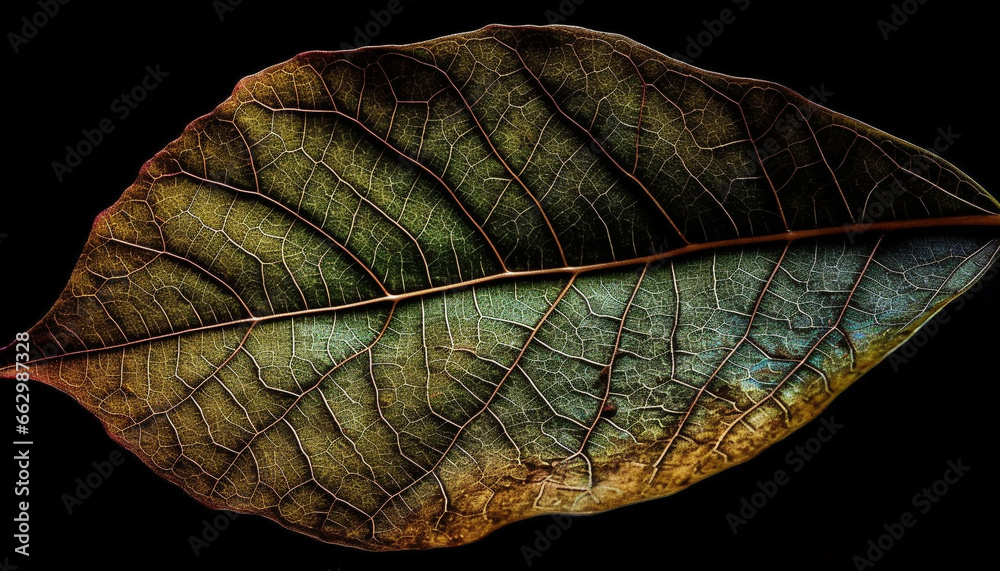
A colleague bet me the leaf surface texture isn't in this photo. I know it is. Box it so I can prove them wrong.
[2,25,998,549]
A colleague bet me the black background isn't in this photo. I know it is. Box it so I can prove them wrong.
[2,1,996,569]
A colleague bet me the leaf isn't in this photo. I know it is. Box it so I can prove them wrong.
[2,24,998,550]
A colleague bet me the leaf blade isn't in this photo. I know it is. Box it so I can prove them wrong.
[2,25,999,549]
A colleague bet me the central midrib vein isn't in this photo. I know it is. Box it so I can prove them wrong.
[5,213,999,368]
